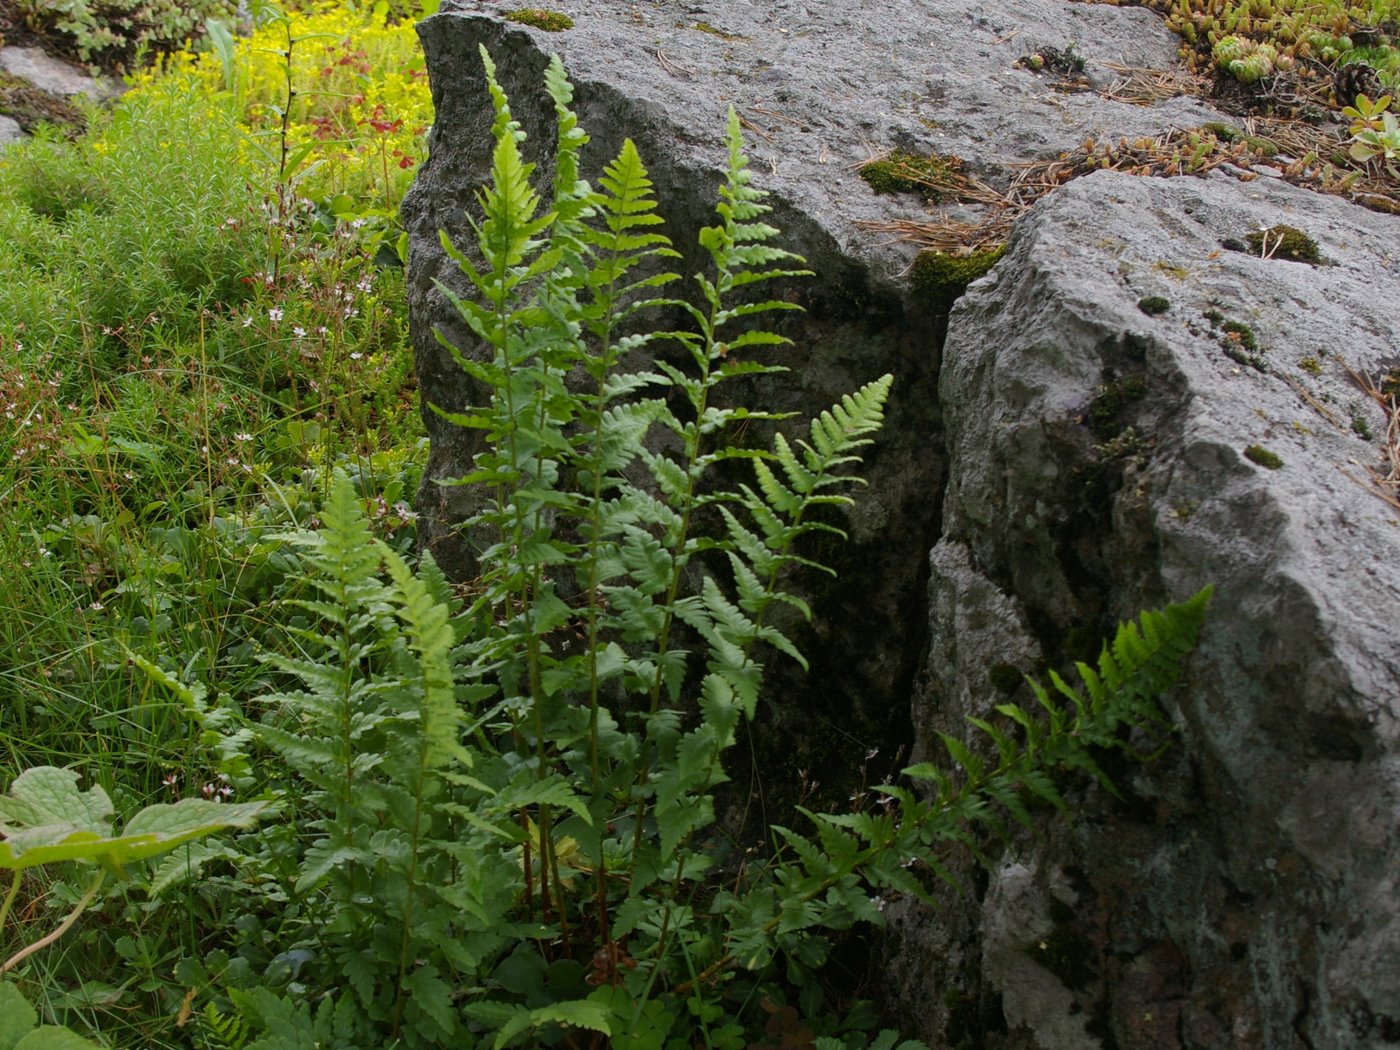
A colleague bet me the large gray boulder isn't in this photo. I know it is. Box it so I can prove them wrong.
[896,169,1400,1049]
[402,1,1400,1045]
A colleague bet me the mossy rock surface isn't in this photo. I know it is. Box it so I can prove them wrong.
[1245,224,1322,264]
[0,72,86,134]
[859,150,963,198]
[911,247,1005,310]
[504,8,574,31]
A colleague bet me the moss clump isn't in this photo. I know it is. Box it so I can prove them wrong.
[1245,224,1322,264]
[1200,121,1241,141]
[1244,444,1284,469]
[1243,135,1279,157]
[1299,356,1323,376]
[911,246,1005,310]
[1088,374,1147,440]
[1204,310,1267,372]
[1137,295,1171,316]
[1352,416,1373,439]
[859,150,962,198]
[1220,319,1258,353]
[504,8,574,31]
[1018,43,1087,75]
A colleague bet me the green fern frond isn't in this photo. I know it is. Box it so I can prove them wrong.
[201,1002,250,1050]
[383,548,466,773]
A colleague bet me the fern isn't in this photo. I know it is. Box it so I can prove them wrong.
[702,588,1215,983]
[228,46,1211,1050]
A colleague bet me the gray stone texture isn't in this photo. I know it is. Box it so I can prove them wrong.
[404,1,1400,1046]
[0,46,112,99]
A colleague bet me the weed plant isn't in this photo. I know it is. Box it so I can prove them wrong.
[0,3,428,1041]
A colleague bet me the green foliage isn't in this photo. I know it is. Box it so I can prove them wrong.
[0,23,1213,1048]
[857,151,962,198]
[210,48,1211,1050]
[1246,223,1322,262]
[13,0,233,66]
[0,15,424,1043]
[0,766,265,873]
[0,982,100,1049]
[1244,444,1285,469]
[1344,93,1400,175]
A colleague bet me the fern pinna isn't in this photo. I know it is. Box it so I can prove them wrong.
[234,45,1208,1050]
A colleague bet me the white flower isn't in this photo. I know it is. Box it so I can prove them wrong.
[235,432,252,442]
[349,352,363,360]
[293,326,306,339]
[268,307,283,323]
[243,316,253,328]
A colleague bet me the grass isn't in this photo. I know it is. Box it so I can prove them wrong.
[0,3,430,1042]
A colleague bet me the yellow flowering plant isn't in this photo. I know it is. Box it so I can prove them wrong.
[128,0,433,218]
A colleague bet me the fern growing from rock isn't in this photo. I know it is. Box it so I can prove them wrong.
[223,48,1211,1049]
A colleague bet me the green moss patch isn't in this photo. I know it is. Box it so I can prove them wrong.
[1088,374,1148,441]
[690,21,744,40]
[910,246,1005,310]
[859,150,965,199]
[504,8,574,31]
[1245,224,1322,263]
[1244,444,1284,469]
[1137,295,1171,316]
[1204,310,1268,372]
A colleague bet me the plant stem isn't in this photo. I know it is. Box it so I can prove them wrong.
[0,869,106,977]
[0,870,21,934]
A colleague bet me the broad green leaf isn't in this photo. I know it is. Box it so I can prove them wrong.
[0,983,38,1050]
[14,1029,101,1050]
[0,768,266,871]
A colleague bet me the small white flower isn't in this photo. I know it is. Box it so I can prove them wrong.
[293,326,306,339]
[235,432,252,442]
[89,601,104,611]
[349,352,363,360]
[243,316,253,328]
[268,307,283,323]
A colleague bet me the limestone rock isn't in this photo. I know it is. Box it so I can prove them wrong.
[0,46,113,99]
[907,169,1400,1049]
[0,113,20,144]
[404,1,1400,1046]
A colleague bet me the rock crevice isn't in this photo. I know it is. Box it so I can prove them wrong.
[405,3,1400,1045]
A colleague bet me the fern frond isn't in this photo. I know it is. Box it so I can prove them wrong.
[383,547,466,773]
